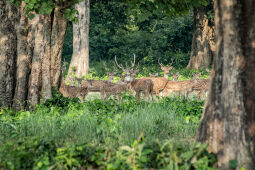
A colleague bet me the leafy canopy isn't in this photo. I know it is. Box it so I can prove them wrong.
[9,0,82,22]
[126,0,208,22]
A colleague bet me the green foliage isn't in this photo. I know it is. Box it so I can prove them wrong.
[126,0,209,20]
[0,76,213,169]
[229,160,237,169]
[64,8,79,24]
[0,137,216,169]
[9,0,81,22]
[63,1,193,68]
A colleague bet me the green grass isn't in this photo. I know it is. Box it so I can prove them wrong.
[0,95,200,148]
[0,92,215,169]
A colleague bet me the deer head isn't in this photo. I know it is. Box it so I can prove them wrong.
[192,72,201,83]
[104,63,116,82]
[158,58,173,79]
[130,68,139,81]
[118,74,126,84]
[172,72,179,81]
[115,54,137,82]
[149,73,158,78]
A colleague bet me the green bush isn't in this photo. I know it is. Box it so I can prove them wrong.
[0,137,216,169]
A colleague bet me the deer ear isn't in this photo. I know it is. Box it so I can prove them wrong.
[168,66,173,71]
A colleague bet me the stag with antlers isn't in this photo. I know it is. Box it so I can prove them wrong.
[115,54,154,101]
[139,58,174,97]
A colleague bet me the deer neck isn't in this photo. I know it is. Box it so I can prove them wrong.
[164,74,169,79]
[126,75,132,82]
[108,77,114,83]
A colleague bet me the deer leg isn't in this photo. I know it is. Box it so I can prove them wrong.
[155,90,159,96]
[186,89,192,99]
[135,91,140,101]
[81,96,85,103]
[151,91,154,101]
[105,93,110,101]
[118,94,122,104]
[145,90,150,101]
[163,89,169,97]
[198,90,202,100]
[201,89,205,100]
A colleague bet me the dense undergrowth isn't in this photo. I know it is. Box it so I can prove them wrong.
[0,89,216,169]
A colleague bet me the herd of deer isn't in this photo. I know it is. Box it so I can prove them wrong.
[59,55,211,103]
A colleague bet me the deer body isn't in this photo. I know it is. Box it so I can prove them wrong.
[187,78,210,100]
[162,80,193,98]
[162,73,202,98]
[128,79,154,100]
[59,79,88,102]
[80,80,111,92]
[100,82,128,102]
[139,77,168,96]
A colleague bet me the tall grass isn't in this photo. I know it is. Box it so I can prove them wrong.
[0,95,202,148]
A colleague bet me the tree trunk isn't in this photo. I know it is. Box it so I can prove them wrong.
[50,7,68,88]
[0,1,18,108]
[68,0,90,78]
[187,4,215,69]
[0,2,69,110]
[28,14,52,108]
[197,0,255,169]
[13,2,34,111]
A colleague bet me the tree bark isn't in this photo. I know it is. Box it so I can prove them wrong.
[0,1,18,108]
[197,0,255,169]
[27,14,52,108]
[0,2,69,110]
[68,0,90,78]
[13,2,34,111]
[187,3,215,69]
[50,7,68,88]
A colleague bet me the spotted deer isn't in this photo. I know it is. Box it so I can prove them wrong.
[100,71,129,102]
[162,72,201,98]
[172,72,179,81]
[139,59,173,97]
[115,55,154,100]
[186,71,210,100]
[77,64,116,95]
[59,62,88,102]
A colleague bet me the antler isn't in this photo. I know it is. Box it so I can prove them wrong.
[131,54,136,67]
[158,58,164,67]
[168,59,174,68]
[115,56,125,71]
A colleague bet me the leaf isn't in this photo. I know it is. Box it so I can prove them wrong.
[229,160,237,169]
[28,13,35,20]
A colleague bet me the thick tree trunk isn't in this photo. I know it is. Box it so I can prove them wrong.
[187,4,215,69]
[0,1,18,108]
[1,2,68,110]
[68,0,90,78]
[13,2,34,111]
[50,7,68,88]
[197,0,255,169]
[28,14,52,108]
